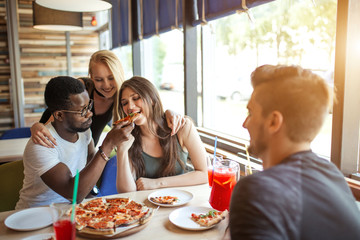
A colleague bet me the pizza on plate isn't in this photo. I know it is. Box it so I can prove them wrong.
[191,210,227,227]
[71,197,154,236]
[150,196,179,205]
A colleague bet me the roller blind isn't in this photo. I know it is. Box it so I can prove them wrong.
[111,0,273,48]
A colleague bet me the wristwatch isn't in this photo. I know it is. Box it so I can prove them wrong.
[90,185,100,196]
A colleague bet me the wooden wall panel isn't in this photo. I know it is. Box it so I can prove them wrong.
[15,0,100,128]
[0,0,12,132]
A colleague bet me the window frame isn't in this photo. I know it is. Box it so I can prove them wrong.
[125,0,360,178]
[331,0,360,176]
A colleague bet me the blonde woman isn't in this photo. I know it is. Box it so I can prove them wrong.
[31,50,184,147]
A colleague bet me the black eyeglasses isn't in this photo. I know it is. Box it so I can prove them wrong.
[61,99,93,117]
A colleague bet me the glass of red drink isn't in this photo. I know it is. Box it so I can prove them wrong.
[207,155,223,187]
[209,159,240,211]
[50,203,76,240]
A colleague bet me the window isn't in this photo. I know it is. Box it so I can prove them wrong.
[142,30,185,115]
[112,45,133,80]
[336,0,360,176]
[111,0,360,177]
[200,0,337,159]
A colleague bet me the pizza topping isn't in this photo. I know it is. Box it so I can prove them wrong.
[106,197,130,205]
[126,200,144,210]
[192,210,218,219]
[79,197,107,211]
[150,196,179,205]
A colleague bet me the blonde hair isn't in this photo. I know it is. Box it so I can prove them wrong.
[88,50,125,122]
[251,65,332,142]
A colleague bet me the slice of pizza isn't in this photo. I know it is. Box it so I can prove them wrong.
[191,210,227,227]
[125,200,145,211]
[106,197,130,210]
[112,202,151,227]
[106,197,130,205]
[113,213,135,227]
[73,207,98,230]
[79,197,107,212]
[79,216,116,236]
[113,112,140,125]
[150,196,179,205]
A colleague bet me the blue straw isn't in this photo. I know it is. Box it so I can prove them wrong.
[213,136,218,160]
[212,136,218,184]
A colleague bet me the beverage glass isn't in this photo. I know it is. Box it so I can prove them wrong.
[50,203,76,240]
[244,164,263,177]
[209,159,240,211]
[207,155,223,187]
[245,165,254,176]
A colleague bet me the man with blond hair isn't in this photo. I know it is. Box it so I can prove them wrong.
[229,65,360,239]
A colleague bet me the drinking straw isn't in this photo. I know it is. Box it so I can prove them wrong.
[212,136,218,183]
[213,136,218,159]
[71,169,80,223]
[245,145,253,175]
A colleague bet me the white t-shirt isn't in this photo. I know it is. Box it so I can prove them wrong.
[16,124,91,209]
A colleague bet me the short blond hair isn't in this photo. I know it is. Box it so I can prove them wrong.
[251,65,332,142]
[89,50,125,122]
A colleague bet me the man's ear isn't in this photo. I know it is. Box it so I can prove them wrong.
[267,111,283,134]
[53,111,64,121]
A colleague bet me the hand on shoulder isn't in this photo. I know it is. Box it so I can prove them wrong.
[177,117,193,137]
[30,122,57,148]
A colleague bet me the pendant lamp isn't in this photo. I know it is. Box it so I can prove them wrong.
[35,0,112,12]
[33,2,83,31]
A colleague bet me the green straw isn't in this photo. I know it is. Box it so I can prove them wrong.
[71,169,80,223]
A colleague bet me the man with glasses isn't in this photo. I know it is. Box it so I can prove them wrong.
[61,99,93,117]
[16,76,133,209]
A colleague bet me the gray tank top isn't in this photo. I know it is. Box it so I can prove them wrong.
[142,138,190,178]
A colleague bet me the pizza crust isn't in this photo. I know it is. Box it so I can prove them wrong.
[78,227,115,236]
[77,222,150,239]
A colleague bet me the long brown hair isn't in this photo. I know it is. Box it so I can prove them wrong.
[119,76,185,178]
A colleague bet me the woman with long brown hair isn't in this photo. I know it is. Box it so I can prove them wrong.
[116,76,207,192]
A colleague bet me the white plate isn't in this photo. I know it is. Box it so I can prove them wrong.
[169,206,221,230]
[148,189,193,207]
[22,233,54,240]
[5,207,52,231]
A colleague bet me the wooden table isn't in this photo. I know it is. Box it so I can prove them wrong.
[0,184,229,240]
[0,138,29,163]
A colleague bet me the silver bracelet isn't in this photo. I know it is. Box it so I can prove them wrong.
[98,146,110,162]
